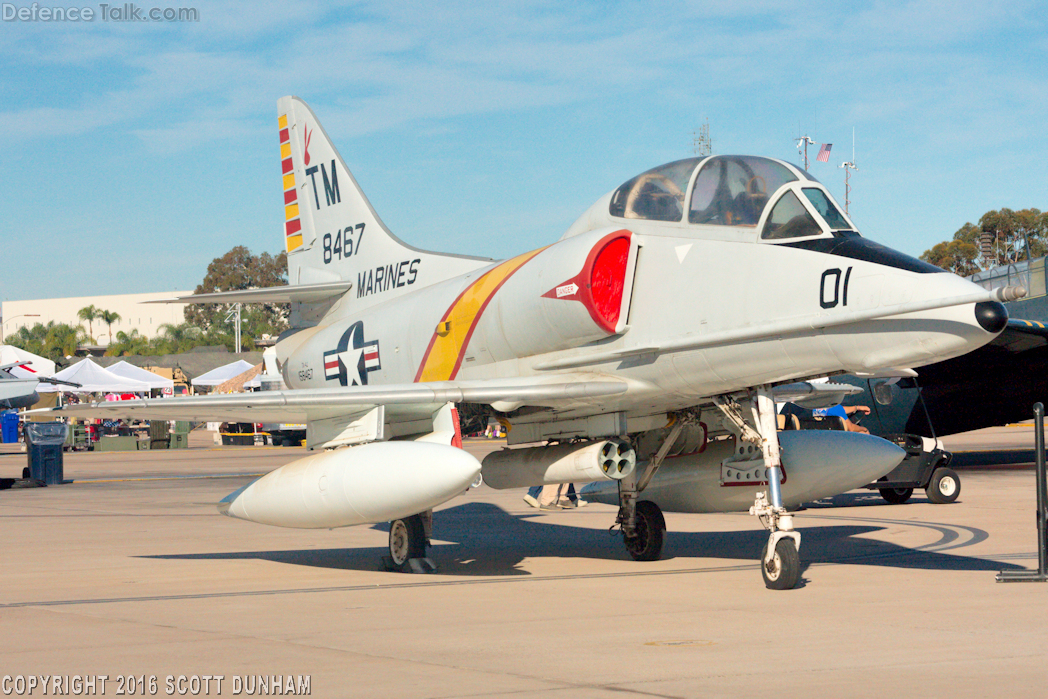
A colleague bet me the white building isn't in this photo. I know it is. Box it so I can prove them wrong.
[1,291,192,346]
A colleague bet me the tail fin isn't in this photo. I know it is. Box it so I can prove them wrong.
[277,96,490,303]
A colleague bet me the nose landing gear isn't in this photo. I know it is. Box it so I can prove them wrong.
[715,386,802,590]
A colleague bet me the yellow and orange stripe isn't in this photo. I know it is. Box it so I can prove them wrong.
[415,247,549,382]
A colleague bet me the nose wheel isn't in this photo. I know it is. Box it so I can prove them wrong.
[761,536,801,590]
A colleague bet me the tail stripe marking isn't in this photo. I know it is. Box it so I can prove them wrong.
[279,113,303,252]
[414,246,549,383]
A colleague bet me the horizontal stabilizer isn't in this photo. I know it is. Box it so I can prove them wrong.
[144,281,354,305]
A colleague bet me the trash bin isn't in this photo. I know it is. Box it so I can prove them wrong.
[1,411,19,443]
[25,422,68,485]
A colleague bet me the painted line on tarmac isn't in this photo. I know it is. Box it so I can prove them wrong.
[66,446,302,456]
[71,473,265,483]
[0,514,996,610]
[0,513,1001,609]
[0,563,764,609]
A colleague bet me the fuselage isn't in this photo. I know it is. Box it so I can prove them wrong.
[278,156,1002,430]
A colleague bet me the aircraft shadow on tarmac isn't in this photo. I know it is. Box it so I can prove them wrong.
[143,501,1022,577]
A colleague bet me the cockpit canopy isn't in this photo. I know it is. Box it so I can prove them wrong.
[608,155,857,241]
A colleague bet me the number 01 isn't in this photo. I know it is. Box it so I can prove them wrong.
[820,267,852,309]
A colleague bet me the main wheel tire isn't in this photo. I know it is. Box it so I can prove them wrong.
[926,467,960,504]
[624,500,666,562]
[879,487,913,505]
[761,538,801,590]
[388,514,427,567]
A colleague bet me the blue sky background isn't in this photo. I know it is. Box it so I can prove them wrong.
[2,0,1046,301]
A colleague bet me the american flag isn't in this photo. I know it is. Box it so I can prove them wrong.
[816,143,832,163]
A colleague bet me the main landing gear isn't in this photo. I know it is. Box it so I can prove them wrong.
[614,414,687,562]
[714,386,801,590]
[384,511,436,573]
[623,500,666,561]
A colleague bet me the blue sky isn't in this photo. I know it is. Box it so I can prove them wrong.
[2,0,1046,301]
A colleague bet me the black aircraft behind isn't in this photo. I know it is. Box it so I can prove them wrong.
[835,319,1048,439]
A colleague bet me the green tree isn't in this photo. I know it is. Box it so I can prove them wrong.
[921,222,981,276]
[152,323,203,354]
[921,239,980,276]
[106,329,151,357]
[6,322,87,362]
[77,305,99,342]
[978,208,1048,265]
[921,209,1048,274]
[98,309,121,344]
[183,246,289,349]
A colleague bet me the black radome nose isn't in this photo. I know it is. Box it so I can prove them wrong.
[975,301,1008,333]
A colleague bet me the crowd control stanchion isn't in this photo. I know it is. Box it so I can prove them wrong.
[997,402,1048,582]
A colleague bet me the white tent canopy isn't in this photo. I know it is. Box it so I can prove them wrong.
[0,345,56,378]
[190,359,256,387]
[37,358,152,393]
[107,361,175,390]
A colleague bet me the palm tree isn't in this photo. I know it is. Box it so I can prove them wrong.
[99,309,121,345]
[7,321,86,360]
[76,305,99,343]
[44,323,87,359]
[6,323,48,357]
[107,329,151,357]
[155,323,202,353]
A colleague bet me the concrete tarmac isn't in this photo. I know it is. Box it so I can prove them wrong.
[2,431,1047,698]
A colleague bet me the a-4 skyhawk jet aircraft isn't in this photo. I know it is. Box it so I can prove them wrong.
[46,97,1026,589]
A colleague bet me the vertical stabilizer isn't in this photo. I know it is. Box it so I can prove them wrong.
[276,96,490,307]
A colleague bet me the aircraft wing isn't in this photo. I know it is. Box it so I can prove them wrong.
[30,377,628,425]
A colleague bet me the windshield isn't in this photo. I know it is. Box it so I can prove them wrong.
[689,156,797,226]
[802,188,851,230]
[761,191,822,240]
[609,158,699,222]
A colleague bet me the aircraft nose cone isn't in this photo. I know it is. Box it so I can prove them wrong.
[975,301,1008,333]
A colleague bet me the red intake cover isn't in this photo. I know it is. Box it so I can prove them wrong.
[542,230,632,334]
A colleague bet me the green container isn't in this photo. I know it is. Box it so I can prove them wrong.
[95,436,138,452]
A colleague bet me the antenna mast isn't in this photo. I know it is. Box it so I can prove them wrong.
[839,128,858,215]
[796,135,814,170]
[692,118,712,156]
[225,303,242,352]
